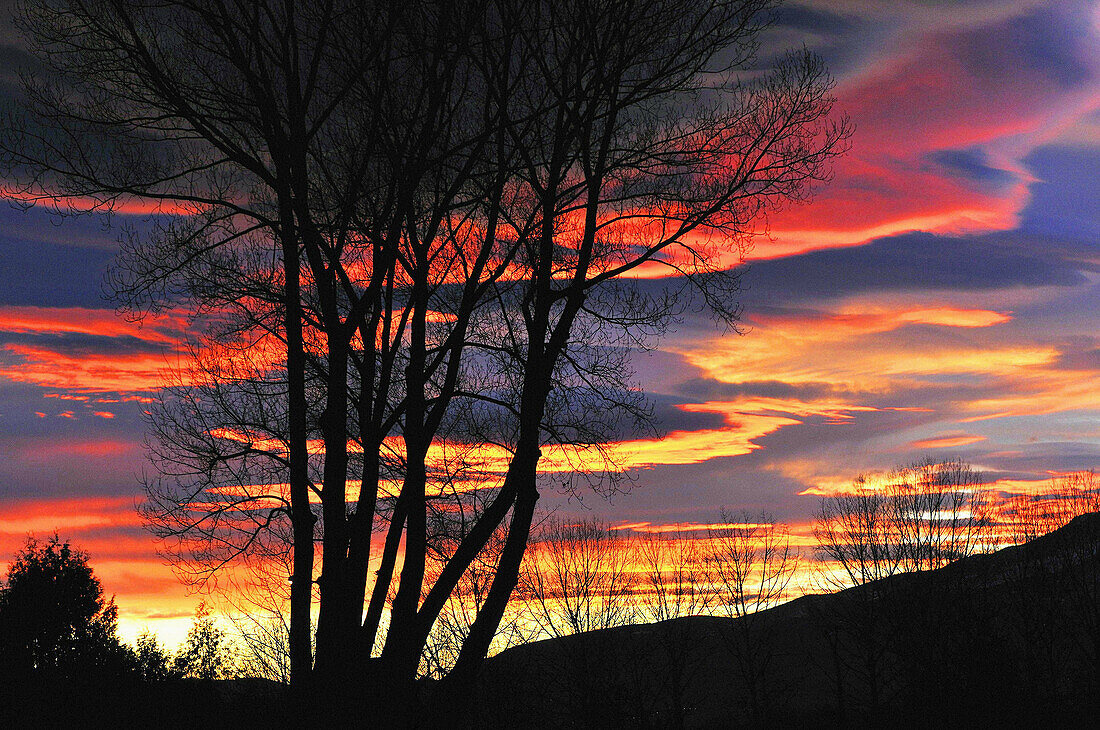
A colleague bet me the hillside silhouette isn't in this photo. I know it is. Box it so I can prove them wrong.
[470,513,1100,729]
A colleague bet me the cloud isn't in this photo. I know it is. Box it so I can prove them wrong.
[740,230,1094,305]
[0,235,114,308]
[752,1,1100,259]
[0,342,178,392]
[0,305,192,394]
[909,433,987,449]
[0,496,140,541]
[0,305,182,341]
[925,148,1019,191]
[671,309,1054,391]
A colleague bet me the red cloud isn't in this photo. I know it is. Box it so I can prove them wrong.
[0,343,178,393]
[0,306,184,342]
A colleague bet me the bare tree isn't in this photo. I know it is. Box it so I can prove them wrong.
[431,11,849,712]
[708,511,799,727]
[517,517,637,723]
[812,458,994,720]
[4,0,849,719]
[1050,470,1100,694]
[887,458,990,573]
[883,459,996,720]
[231,609,292,684]
[996,491,1070,708]
[420,523,534,681]
[521,518,637,639]
[811,476,902,717]
[225,552,298,685]
[999,470,1100,709]
[635,528,714,729]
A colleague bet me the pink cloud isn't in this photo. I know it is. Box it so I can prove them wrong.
[752,14,1099,259]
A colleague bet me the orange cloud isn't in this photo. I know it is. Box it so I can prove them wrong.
[0,306,183,342]
[0,343,179,392]
[673,305,1047,393]
[760,305,1012,336]
[0,306,197,393]
[956,368,1100,421]
[984,476,1057,496]
[909,434,987,449]
[894,308,1012,328]
[0,496,141,546]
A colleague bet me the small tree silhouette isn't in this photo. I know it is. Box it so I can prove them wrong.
[173,602,236,680]
[135,631,178,682]
[708,511,800,726]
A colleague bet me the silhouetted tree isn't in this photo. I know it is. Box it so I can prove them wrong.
[882,459,996,721]
[0,535,132,679]
[521,518,637,638]
[420,525,533,681]
[173,602,237,681]
[811,478,897,716]
[134,630,179,682]
[518,518,637,723]
[230,607,293,684]
[636,528,713,729]
[708,511,799,727]
[887,458,990,572]
[999,469,1100,711]
[1050,471,1100,699]
[4,1,849,718]
[812,458,994,721]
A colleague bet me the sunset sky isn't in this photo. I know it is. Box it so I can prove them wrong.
[1,0,1098,646]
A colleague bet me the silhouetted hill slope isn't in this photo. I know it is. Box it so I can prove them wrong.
[474,514,1100,729]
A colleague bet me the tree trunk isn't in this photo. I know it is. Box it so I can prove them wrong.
[282,228,315,691]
